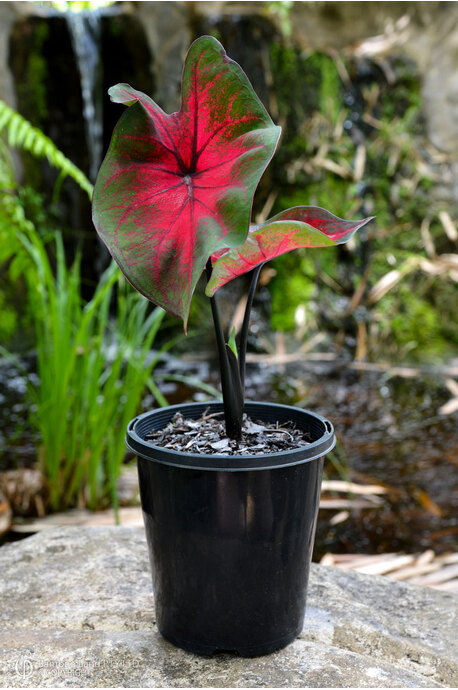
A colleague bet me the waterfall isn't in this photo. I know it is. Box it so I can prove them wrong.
[66,10,103,182]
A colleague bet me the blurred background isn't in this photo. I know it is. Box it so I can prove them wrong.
[0,1,457,587]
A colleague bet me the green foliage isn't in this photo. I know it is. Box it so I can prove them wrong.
[0,99,93,199]
[18,226,167,511]
[0,101,93,346]
[0,291,18,342]
[269,45,342,150]
[376,282,455,361]
[378,58,422,125]
[264,1,293,38]
[0,105,173,511]
[429,280,458,346]
[0,136,35,346]
[270,253,315,331]
[310,52,342,127]
[52,0,115,11]
[266,45,457,359]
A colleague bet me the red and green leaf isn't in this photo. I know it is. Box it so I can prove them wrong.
[206,206,374,296]
[92,35,281,327]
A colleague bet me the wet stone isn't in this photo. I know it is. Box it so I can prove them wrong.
[0,526,457,687]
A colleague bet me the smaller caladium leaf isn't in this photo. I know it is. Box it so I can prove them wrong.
[206,206,374,295]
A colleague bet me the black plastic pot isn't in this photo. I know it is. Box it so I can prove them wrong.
[126,401,335,657]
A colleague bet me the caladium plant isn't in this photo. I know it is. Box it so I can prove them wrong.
[92,35,373,442]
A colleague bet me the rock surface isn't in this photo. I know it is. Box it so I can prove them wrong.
[0,527,456,688]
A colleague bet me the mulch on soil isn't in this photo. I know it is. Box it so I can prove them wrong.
[144,410,313,456]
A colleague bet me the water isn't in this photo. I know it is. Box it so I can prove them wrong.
[66,10,104,182]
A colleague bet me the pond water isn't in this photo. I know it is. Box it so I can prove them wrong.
[1,354,457,557]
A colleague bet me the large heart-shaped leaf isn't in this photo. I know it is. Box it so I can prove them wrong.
[92,35,281,327]
[206,206,374,295]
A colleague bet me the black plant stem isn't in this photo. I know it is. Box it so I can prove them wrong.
[238,262,264,389]
[205,259,241,440]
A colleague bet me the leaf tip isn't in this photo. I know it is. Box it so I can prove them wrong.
[108,83,137,106]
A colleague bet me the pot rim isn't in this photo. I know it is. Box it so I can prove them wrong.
[126,401,335,472]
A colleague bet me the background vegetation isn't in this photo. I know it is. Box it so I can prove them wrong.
[0,1,456,526]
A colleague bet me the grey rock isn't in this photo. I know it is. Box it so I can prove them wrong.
[0,526,456,688]
[0,2,25,107]
[0,2,51,107]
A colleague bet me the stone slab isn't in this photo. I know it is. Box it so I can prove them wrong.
[0,527,456,687]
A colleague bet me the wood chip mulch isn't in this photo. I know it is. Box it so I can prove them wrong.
[144,410,313,456]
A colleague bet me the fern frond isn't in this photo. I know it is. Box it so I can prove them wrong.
[0,99,93,199]
[0,136,35,267]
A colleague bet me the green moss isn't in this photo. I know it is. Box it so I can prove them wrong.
[269,44,342,149]
[428,280,458,345]
[303,179,355,218]
[378,283,453,360]
[17,22,49,126]
[314,53,342,126]
[264,45,457,360]
[378,58,422,125]
[270,252,316,331]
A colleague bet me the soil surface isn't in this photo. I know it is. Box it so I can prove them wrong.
[144,410,313,455]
